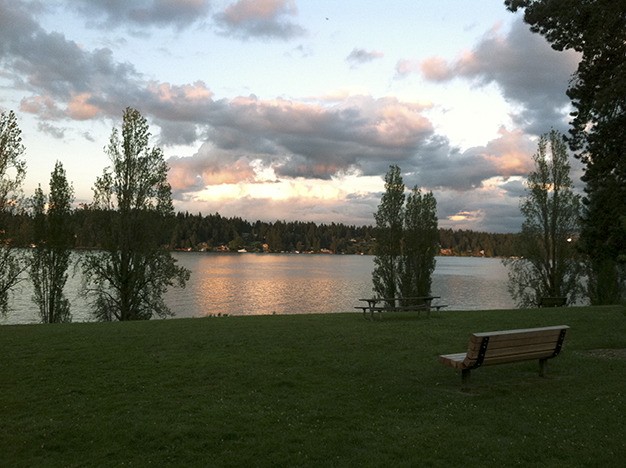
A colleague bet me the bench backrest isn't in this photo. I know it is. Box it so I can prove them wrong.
[462,325,569,369]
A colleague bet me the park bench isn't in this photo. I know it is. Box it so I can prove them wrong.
[438,325,569,390]
[538,296,567,307]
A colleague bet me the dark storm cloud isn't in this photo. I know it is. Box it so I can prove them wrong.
[420,18,580,136]
[214,0,305,40]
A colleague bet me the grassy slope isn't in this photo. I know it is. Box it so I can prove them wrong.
[1,306,625,467]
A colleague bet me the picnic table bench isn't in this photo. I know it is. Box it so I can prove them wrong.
[538,296,567,307]
[356,296,447,320]
[439,325,569,390]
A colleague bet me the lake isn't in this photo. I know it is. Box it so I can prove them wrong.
[2,253,515,325]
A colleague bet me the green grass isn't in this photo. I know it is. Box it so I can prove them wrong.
[2,306,626,467]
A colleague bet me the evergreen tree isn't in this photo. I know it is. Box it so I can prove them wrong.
[399,188,438,304]
[29,162,74,323]
[372,165,405,305]
[0,110,27,317]
[504,131,584,307]
[506,0,626,303]
[81,108,190,321]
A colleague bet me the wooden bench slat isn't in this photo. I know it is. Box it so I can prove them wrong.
[467,338,563,354]
[473,334,565,347]
[481,350,563,365]
[471,326,567,339]
[477,343,559,357]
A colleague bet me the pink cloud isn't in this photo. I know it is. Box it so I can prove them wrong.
[148,81,213,103]
[67,93,101,120]
[20,95,64,120]
[482,127,535,176]
[168,145,257,192]
[222,0,297,23]
[420,56,453,81]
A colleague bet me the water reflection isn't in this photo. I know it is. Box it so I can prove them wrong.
[3,253,516,324]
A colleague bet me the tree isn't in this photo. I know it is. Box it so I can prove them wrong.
[504,131,584,307]
[399,188,438,304]
[372,165,405,305]
[0,110,27,317]
[81,108,190,321]
[505,0,626,303]
[29,162,74,323]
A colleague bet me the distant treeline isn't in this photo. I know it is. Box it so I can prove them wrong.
[3,209,520,257]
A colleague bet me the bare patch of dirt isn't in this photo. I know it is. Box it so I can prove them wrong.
[581,349,626,360]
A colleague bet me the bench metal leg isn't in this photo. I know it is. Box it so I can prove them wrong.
[461,369,471,390]
[539,358,548,377]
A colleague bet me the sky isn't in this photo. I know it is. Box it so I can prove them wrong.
[0,0,582,233]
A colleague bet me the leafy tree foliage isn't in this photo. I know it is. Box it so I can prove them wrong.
[505,0,626,302]
[372,166,439,304]
[29,162,74,323]
[3,206,521,258]
[372,165,405,304]
[504,131,584,307]
[81,108,190,321]
[399,188,438,303]
[0,110,27,317]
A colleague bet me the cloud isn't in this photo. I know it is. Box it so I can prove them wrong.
[166,95,434,191]
[1,2,216,129]
[394,59,421,79]
[20,95,65,120]
[214,0,305,40]
[168,144,258,193]
[67,93,101,120]
[346,48,384,68]
[37,122,66,139]
[1,4,143,119]
[417,19,580,136]
[1,2,562,232]
[70,0,212,30]
[165,99,537,233]
[404,127,535,191]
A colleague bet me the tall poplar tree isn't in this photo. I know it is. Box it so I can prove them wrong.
[0,110,27,317]
[81,108,190,321]
[372,165,405,305]
[504,131,583,307]
[399,188,438,304]
[29,161,74,323]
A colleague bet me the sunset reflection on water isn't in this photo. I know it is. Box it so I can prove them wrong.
[3,253,516,324]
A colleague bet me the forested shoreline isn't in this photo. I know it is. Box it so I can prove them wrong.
[4,209,520,257]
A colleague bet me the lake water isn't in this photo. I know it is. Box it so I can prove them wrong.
[2,253,515,325]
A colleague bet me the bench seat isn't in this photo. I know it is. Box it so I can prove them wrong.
[355,303,428,320]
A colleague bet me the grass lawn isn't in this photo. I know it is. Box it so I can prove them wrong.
[2,305,625,467]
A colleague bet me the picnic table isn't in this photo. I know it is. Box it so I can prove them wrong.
[356,296,446,320]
